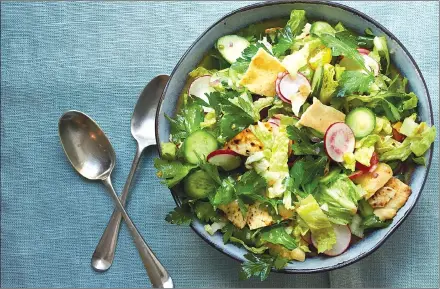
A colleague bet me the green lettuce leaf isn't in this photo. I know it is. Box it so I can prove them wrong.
[250,121,274,149]
[354,146,375,166]
[266,125,290,198]
[319,63,339,104]
[378,121,436,161]
[154,159,196,188]
[204,221,227,235]
[296,195,336,253]
[315,174,364,225]
[345,91,418,122]
[358,199,391,229]
[260,226,297,250]
[165,96,205,143]
[230,237,268,254]
[373,36,390,75]
[287,10,308,35]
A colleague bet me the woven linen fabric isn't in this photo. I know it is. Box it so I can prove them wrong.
[1,1,438,288]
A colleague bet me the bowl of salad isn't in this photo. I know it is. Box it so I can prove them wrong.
[154,0,435,279]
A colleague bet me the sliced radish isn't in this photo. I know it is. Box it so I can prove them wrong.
[275,72,287,102]
[188,75,215,104]
[268,117,280,127]
[311,224,351,256]
[355,152,379,172]
[357,48,370,55]
[278,72,311,103]
[324,122,355,162]
[348,170,364,180]
[207,149,241,171]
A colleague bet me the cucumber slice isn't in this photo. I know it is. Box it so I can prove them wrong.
[183,130,218,164]
[311,65,324,98]
[345,107,376,138]
[216,35,250,64]
[184,170,216,199]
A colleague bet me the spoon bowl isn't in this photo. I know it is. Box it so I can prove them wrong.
[59,110,115,180]
[132,75,170,146]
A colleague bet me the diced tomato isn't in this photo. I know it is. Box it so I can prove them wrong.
[355,152,379,172]
[348,170,364,180]
[392,128,406,142]
[392,122,406,142]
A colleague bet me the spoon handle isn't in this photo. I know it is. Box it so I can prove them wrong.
[91,144,143,271]
[102,177,173,288]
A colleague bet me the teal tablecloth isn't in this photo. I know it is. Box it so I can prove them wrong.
[1,1,438,288]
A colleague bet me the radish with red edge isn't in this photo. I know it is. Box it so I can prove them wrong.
[268,117,280,127]
[188,75,215,104]
[324,122,355,162]
[275,72,287,100]
[207,149,241,171]
[311,224,351,256]
[355,152,379,172]
[278,72,311,116]
[357,48,370,55]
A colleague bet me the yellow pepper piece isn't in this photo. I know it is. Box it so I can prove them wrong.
[308,47,332,70]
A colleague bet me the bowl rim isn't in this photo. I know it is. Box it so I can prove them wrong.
[155,0,434,273]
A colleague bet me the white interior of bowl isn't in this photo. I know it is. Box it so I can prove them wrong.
[157,1,433,272]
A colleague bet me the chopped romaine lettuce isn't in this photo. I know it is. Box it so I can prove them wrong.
[354,146,375,166]
[200,109,216,128]
[378,120,436,161]
[267,125,290,198]
[373,36,390,74]
[205,221,227,235]
[373,116,392,135]
[230,237,268,254]
[315,174,364,225]
[287,10,308,35]
[296,195,336,253]
[319,63,339,104]
[342,152,356,171]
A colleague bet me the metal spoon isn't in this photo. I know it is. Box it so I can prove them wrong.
[58,110,173,288]
[91,75,169,272]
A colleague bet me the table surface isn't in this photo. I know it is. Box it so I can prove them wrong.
[1,1,439,288]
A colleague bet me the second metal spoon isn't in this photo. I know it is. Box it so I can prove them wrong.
[59,110,173,288]
[91,75,169,272]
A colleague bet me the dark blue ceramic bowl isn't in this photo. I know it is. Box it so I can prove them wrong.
[156,0,434,273]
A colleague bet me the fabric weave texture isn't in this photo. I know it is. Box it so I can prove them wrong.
[1,1,438,288]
